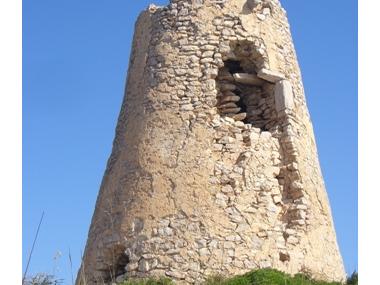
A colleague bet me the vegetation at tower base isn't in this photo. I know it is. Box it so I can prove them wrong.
[23,270,359,285]
[117,270,358,285]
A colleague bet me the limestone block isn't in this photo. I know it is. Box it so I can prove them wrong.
[274,80,294,112]
[273,195,282,204]
[233,73,265,86]
[219,102,238,109]
[138,259,150,272]
[232,113,247,121]
[257,68,285,83]
[199,248,210,256]
[220,83,237,91]
[218,71,234,81]
[257,14,266,21]
[192,0,203,7]
[221,94,240,103]
[180,104,194,111]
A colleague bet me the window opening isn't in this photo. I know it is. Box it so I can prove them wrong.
[216,43,277,131]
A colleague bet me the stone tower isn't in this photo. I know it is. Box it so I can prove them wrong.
[77,0,346,284]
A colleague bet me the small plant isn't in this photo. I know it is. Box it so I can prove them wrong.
[118,277,174,285]
[23,273,63,285]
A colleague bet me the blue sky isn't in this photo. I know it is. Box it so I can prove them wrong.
[23,0,357,283]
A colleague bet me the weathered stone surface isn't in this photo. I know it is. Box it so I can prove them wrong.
[166,270,186,280]
[138,259,150,272]
[247,0,262,8]
[221,95,241,103]
[233,73,265,86]
[218,102,239,109]
[220,107,241,114]
[77,1,346,284]
[220,83,237,91]
[257,68,286,83]
[232,113,247,121]
[275,80,294,112]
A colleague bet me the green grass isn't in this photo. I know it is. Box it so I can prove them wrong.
[118,269,358,285]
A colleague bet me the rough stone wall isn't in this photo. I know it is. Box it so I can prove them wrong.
[77,0,346,284]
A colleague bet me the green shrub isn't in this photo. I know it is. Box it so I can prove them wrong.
[118,269,357,285]
[346,271,358,285]
[204,269,341,285]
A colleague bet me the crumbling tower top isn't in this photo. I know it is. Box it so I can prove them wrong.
[167,0,281,8]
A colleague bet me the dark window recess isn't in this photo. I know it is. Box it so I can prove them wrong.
[216,47,277,131]
[224,60,245,74]
[101,246,129,282]
[114,254,129,277]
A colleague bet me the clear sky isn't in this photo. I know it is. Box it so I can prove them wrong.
[23,0,357,283]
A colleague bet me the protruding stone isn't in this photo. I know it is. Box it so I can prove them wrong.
[232,113,247,121]
[220,83,236,91]
[218,102,238,109]
[273,195,282,204]
[180,104,194,111]
[257,14,266,21]
[233,73,265,86]
[257,68,286,83]
[275,79,294,112]
[220,95,241,103]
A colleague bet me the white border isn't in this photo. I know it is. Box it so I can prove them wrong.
[0,0,22,283]
[0,0,366,283]
[359,0,379,283]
